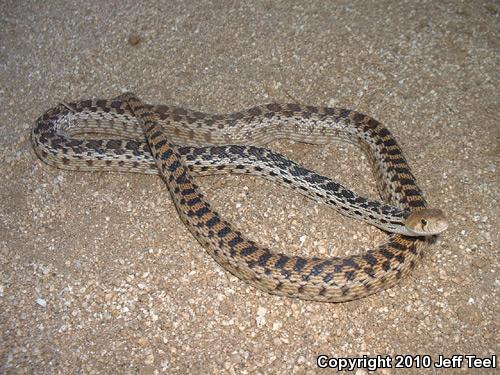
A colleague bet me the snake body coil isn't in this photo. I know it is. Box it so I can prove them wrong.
[32,94,447,302]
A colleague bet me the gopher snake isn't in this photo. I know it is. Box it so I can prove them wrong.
[32,93,447,302]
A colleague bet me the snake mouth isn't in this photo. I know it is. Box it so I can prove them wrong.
[405,224,449,237]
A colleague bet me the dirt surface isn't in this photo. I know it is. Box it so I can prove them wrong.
[1,1,498,373]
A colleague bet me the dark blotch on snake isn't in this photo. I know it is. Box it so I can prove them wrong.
[380,249,394,260]
[154,139,168,149]
[193,206,210,218]
[205,216,220,228]
[364,267,376,278]
[228,236,244,248]
[266,103,282,112]
[352,113,365,123]
[241,245,258,256]
[230,112,244,120]
[383,138,397,147]
[340,285,350,295]
[181,187,196,195]
[342,258,360,270]
[217,226,231,238]
[345,271,356,281]
[363,254,378,266]
[341,189,355,199]
[168,159,181,172]
[323,272,335,283]
[281,269,292,279]
[339,109,351,118]
[325,181,340,191]
[324,107,335,115]
[403,189,421,197]
[310,260,332,276]
[192,111,205,118]
[387,148,402,156]
[377,127,390,137]
[150,130,163,140]
[390,241,406,251]
[258,252,273,267]
[186,197,201,206]
[367,118,380,128]
[172,107,187,116]
[247,107,262,116]
[408,200,426,208]
[294,258,307,272]
[174,173,190,185]
[66,139,83,147]
[274,255,290,269]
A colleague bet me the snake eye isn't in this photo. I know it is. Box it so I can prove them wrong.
[420,219,428,228]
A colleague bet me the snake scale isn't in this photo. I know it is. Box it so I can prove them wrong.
[32,93,448,302]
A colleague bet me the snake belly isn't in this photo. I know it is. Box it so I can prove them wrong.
[32,94,435,302]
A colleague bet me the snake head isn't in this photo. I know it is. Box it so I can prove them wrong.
[404,209,449,236]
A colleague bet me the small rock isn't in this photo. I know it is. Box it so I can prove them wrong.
[160,359,169,369]
[230,352,241,362]
[299,235,307,245]
[145,353,155,365]
[272,321,283,331]
[471,257,488,269]
[36,298,47,307]
[256,306,267,327]
[128,34,142,46]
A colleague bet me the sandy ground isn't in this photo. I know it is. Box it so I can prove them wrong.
[1,0,498,373]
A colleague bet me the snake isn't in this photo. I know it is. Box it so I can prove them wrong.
[32,93,448,302]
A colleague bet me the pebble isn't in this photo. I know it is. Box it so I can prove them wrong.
[471,257,489,269]
[272,321,283,331]
[128,34,142,46]
[145,353,155,365]
[256,306,267,327]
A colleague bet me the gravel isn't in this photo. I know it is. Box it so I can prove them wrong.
[1,0,498,373]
